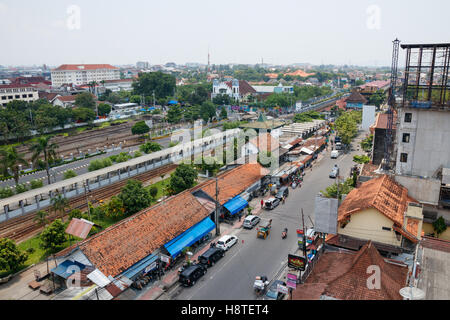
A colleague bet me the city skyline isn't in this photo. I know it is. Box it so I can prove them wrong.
[1,0,449,67]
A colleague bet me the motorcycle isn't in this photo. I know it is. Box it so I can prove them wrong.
[282,228,288,239]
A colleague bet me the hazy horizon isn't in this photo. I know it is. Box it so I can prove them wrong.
[1,0,449,67]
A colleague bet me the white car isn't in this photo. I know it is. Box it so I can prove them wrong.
[216,235,238,251]
[331,150,339,159]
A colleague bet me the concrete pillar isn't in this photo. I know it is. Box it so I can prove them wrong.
[118,169,121,180]
[98,176,102,187]
[75,182,79,195]
[127,166,131,177]
[35,195,40,210]
[62,187,66,197]
[108,172,111,184]
[145,161,148,171]
[20,200,25,215]
[4,205,9,220]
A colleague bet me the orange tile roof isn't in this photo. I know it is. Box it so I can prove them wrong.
[53,64,119,71]
[71,190,210,277]
[285,70,315,78]
[338,175,416,229]
[200,163,268,205]
[249,133,279,153]
[322,241,408,300]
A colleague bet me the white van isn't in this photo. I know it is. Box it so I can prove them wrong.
[243,215,261,229]
[216,235,238,251]
[331,150,339,159]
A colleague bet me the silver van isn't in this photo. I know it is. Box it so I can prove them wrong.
[243,215,261,229]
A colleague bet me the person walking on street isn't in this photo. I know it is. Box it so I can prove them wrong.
[282,196,286,205]
[261,199,264,209]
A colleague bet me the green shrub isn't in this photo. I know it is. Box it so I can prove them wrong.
[63,170,77,180]
[0,187,14,199]
[15,184,28,194]
[30,179,44,189]
[69,209,82,220]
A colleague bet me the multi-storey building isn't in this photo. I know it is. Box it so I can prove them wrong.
[51,64,120,87]
[393,43,450,239]
[0,84,39,107]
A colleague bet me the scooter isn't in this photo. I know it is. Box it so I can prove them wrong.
[282,228,288,239]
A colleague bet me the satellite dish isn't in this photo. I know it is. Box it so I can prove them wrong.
[399,287,425,300]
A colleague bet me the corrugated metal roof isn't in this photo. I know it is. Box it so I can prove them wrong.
[66,218,94,239]
[87,269,111,288]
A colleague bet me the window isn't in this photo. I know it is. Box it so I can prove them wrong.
[400,153,408,163]
[28,94,33,98]
[402,133,410,143]
[15,95,20,99]
[404,113,412,123]
[382,227,392,231]
[22,94,27,98]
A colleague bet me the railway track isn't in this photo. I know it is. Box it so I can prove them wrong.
[0,164,177,243]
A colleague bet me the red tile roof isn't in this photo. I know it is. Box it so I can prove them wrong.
[225,80,257,96]
[65,218,94,240]
[53,64,119,71]
[199,163,268,205]
[346,89,368,104]
[421,236,450,253]
[322,241,408,300]
[373,112,398,130]
[249,133,279,153]
[55,95,77,102]
[65,190,210,278]
[0,84,34,89]
[338,175,416,228]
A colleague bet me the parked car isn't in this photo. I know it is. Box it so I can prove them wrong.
[198,247,225,268]
[275,186,289,200]
[216,235,238,251]
[243,215,261,229]
[335,142,343,150]
[329,166,339,179]
[265,197,280,210]
[335,136,342,143]
[265,280,287,300]
[178,264,207,287]
[331,150,339,159]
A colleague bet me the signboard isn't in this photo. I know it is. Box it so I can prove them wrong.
[286,273,298,289]
[277,284,289,295]
[314,195,338,235]
[288,254,307,271]
[286,280,297,290]
[144,262,157,274]
[160,255,171,264]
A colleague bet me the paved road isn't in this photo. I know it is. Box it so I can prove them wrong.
[171,132,365,300]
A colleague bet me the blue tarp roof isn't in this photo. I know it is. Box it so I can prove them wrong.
[51,260,86,279]
[168,100,178,105]
[164,217,215,258]
[223,195,248,216]
[121,253,159,280]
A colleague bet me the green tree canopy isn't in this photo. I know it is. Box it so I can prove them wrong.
[132,121,150,136]
[98,103,112,117]
[0,238,28,272]
[30,136,59,185]
[40,219,67,253]
[168,164,198,195]
[0,146,27,187]
[75,92,96,109]
[73,107,96,123]
[167,105,183,124]
[132,72,176,100]
[118,180,151,215]
[140,142,162,154]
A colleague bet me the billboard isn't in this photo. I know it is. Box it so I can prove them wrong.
[314,195,338,235]
[288,254,307,271]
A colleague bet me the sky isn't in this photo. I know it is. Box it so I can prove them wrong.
[0,0,449,67]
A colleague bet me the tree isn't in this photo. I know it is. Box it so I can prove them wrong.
[72,107,96,123]
[149,186,158,201]
[118,180,151,215]
[68,209,82,220]
[50,194,70,222]
[293,111,324,123]
[167,105,182,124]
[168,164,198,195]
[220,107,228,120]
[104,196,126,220]
[200,101,217,123]
[264,93,291,108]
[30,136,59,185]
[195,157,222,176]
[353,155,370,164]
[75,92,96,109]
[433,216,447,238]
[360,134,374,152]
[335,111,359,146]
[63,170,77,180]
[132,72,176,100]
[40,220,66,253]
[140,142,162,154]
[30,179,44,189]
[368,90,386,108]
[0,238,28,272]
[212,94,231,106]
[34,210,49,227]
[98,103,112,117]
[132,121,150,138]
[321,179,354,200]
[0,146,27,187]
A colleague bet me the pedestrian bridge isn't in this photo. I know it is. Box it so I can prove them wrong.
[0,129,240,222]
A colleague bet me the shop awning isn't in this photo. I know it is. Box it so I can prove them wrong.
[51,260,86,279]
[224,195,248,216]
[164,217,216,258]
[121,253,159,280]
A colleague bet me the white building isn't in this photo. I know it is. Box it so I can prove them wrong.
[211,79,257,102]
[0,84,39,107]
[51,64,121,87]
[101,79,134,92]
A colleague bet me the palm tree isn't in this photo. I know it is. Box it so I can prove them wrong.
[50,194,70,222]
[30,136,59,185]
[34,210,49,227]
[0,146,28,187]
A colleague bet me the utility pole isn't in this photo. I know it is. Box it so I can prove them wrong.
[301,209,307,259]
[84,182,91,220]
[215,176,220,236]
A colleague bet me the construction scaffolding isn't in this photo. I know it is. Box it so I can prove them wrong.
[401,43,450,110]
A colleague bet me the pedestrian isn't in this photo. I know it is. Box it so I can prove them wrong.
[261,199,264,208]
[282,196,286,205]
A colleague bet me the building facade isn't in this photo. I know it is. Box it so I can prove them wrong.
[51,64,121,87]
[0,84,39,107]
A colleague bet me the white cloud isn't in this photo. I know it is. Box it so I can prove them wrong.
[0,2,8,14]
